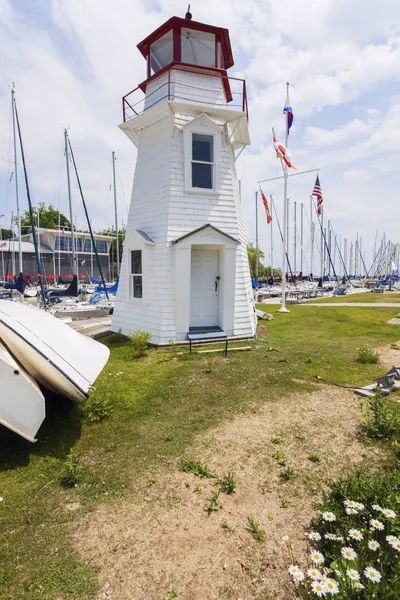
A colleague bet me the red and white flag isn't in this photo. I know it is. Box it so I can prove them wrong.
[272,128,296,169]
[260,188,272,224]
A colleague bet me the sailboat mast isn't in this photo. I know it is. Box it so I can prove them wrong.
[64,129,77,275]
[11,87,23,274]
[112,151,120,276]
[300,202,303,275]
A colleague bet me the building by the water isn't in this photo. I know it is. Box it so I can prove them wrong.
[0,228,113,282]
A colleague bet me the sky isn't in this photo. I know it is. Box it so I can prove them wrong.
[0,0,399,275]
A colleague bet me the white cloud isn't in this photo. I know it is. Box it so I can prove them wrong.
[0,0,399,271]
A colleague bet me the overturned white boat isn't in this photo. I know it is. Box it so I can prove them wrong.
[0,340,45,442]
[0,300,109,404]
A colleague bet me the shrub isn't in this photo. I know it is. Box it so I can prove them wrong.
[356,345,379,364]
[81,396,113,423]
[128,330,151,358]
[60,448,82,487]
[365,393,400,440]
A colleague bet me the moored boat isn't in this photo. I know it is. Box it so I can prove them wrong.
[0,300,109,403]
[0,339,45,442]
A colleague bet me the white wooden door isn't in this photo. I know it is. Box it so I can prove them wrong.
[190,249,219,328]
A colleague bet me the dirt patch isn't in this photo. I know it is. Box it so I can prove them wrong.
[377,340,400,371]
[75,387,384,600]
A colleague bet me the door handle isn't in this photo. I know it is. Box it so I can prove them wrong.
[215,280,218,292]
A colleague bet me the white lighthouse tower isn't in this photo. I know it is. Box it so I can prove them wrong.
[112,12,256,344]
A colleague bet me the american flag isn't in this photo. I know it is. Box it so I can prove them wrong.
[312,175,323,216]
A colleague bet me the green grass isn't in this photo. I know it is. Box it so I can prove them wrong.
[310,291,400,303]
[0,303,399,598]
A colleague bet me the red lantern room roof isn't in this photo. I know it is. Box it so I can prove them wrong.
[137,16,234,70]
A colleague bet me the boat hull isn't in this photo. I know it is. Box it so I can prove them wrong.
[0,340,45,442]
[0,301,110,403]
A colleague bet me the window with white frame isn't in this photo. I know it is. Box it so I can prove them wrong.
[131,250,142,298]
[191,133,214,189]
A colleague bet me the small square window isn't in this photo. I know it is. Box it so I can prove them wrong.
[131,250,142,298]
[191,133,214,190]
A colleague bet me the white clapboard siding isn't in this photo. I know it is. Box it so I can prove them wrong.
[112,68,255,344]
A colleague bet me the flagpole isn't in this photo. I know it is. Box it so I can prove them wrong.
[270,194,274,278]
[294,201,297,277]
[277,81,291,312]
[255,190,259,288]
[278,163,290,312]
[320,209,324,278]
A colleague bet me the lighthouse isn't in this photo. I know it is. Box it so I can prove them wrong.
[111,12,256,344]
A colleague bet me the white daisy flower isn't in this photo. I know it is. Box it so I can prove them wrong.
[336,536,344,542]
[310,549,325,565]
[345,508,358,515]
[386,535,398,544]
[372,504,382,511]
[308,531,322,541]
[288,565,300,575]
[307,568,322,580]
[343,500,357,508]
[368,540,380,551]
[293,570,305,582]
[341,547,357,561]
[325,579,339,595]
[311,580,328,597]
[370,519,384,531]
[390,539,400,552]
[322,512,336,522]
[324,533,337,541]
[348,529,363,541]
[381,508,396,519]
[354,502,365,511]
[354,582,365,590]
[364,566,382,583]
[346,569,360,581]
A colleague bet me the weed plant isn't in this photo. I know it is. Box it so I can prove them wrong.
[129,330,151,359]
[219,472,236,494]
[221,520,233,534]
[356,345,379,364]
[60,448,82,487]
[273,450,287,466]
[80,395,113,423]
[247,517,265,541]
[365,393,400,440]
[180,459,215,478]
[308,454,321,464]
[204,491,221,514]
[280,466,296,481]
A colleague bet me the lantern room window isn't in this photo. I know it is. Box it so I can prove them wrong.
[181,29,216,67]
[191,133,214,189]
[150,30,173,73]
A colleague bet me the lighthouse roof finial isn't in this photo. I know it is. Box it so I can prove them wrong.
[185,4,192,19]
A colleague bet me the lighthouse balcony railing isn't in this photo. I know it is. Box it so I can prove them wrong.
[122,65,248,123]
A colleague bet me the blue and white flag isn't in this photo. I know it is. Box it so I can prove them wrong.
[283,86,294,135]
